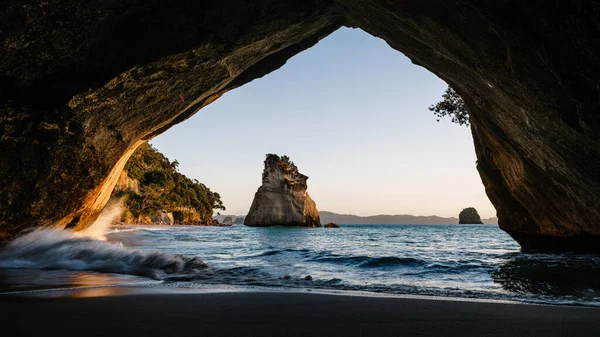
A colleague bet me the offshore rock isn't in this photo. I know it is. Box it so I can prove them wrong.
[245,154,320,227]
[458,208,484,224]
[324,222,340,228]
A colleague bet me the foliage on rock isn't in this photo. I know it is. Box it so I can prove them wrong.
[267,154,298,174]
[429,86,469,126]
[116,143,225,221]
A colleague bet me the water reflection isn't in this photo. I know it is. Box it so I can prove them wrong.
[491,253,600,300]
[0,268,147,293]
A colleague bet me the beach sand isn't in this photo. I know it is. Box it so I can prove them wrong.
[2,288,599,337]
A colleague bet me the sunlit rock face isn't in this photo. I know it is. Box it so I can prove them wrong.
[0,0,341,238]
[245,155,321,228]
[113,171,140,195]
[1,1,600,251]
[459,208,483,225]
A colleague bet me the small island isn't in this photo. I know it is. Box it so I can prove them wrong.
[245,154,321,227]
[458,207,484,224]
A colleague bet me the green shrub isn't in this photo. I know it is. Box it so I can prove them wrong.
[121,143,225,222]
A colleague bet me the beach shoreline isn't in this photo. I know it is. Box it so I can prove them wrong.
[2,287,598,337]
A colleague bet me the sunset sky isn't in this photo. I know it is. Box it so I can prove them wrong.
[152,27,497,219]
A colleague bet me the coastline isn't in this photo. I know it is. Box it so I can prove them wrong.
[111,221,232,227]
[2,286,599,337]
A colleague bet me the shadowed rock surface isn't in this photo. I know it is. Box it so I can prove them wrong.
[324,222,341,228]
[1,1,600,251]
[459,208,484,225]
[245,154,320,227]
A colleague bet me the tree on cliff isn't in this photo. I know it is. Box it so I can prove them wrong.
[268,153,298,173]
[429,86,469,126]
[116,143,225,221]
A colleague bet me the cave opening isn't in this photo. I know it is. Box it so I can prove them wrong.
[142,27,496,224]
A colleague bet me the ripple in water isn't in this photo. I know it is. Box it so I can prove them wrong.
[1,224,599,306]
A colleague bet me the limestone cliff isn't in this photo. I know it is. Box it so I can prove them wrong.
[2,1,600,251]
[458,208,484,224]
[245,154,320,227]
[113,170,140,194]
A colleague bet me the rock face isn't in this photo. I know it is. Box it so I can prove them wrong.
[233,217,245,225]
[113,171,140,195]
[1,1,600,251]
[245,154,320,227]
[458,208,484,225]
[222,216,233,225]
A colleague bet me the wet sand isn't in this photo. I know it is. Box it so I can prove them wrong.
[2,289,599,337]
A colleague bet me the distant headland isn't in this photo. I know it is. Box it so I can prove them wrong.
[215,211,498,225]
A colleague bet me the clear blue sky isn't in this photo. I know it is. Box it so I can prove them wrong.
[152,27,497,218]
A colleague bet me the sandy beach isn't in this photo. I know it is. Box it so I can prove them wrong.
[2,288,599,337]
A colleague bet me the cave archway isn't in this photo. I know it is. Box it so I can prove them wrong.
[1,1,599,251]
[151,27,496,223]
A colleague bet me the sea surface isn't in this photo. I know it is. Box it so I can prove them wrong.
[1,224,599,306]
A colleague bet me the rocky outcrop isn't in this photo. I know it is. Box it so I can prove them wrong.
[114,171,140,195]
[245,154,320,227]
[222,216,233,225]
[172,209,227,226]
[2,1,600,251]
[458,208,484,224]
[154,211,175,225]
[233,217,245,225]
[324,222,340,228]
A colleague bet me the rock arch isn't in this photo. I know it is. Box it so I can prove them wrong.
[1,1,599,251]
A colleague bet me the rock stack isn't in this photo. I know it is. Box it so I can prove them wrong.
[245,154,320,227]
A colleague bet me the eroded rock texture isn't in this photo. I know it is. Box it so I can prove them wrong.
[245,155,320,227]
[1,1,600,251]
[459,208,484,225]
[0,0,341,238]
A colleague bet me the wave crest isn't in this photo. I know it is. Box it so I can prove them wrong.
[312,253,425,268]
[0,229,208,279]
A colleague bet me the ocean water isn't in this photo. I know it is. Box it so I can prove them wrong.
[1,224,599,306]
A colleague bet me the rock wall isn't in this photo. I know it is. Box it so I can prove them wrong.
[1,1,600,251]
[0,0,342,238]
[113,171,140,195]
[245,155,321,227]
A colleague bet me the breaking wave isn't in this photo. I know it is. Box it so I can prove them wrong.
[0,200,208,280]
[0,229,208,279]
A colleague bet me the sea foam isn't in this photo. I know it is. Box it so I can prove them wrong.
[0,201,208,279]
